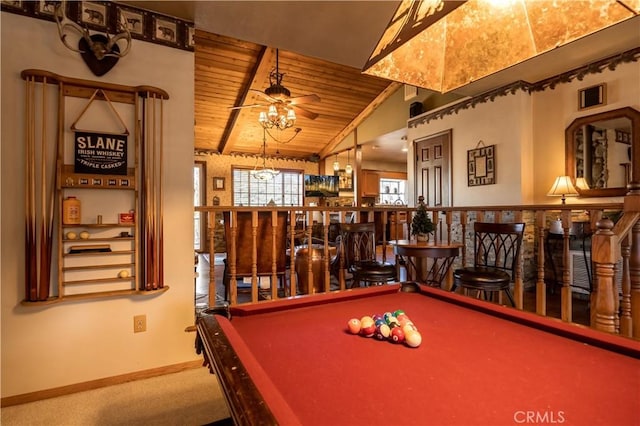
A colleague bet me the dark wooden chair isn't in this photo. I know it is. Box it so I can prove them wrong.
[223,211,288,302]
[335,222,396,288]
[452,222,525,306]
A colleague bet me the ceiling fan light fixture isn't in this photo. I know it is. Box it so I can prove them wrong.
[260,103,296,131]
[268,104,278,119]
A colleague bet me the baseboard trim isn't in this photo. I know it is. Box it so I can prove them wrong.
[1,359,204,408]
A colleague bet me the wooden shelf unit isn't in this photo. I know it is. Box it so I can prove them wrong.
[21,69,169,305]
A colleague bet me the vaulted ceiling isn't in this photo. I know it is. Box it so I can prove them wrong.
[119,1,640,165]
[193,30,398,161]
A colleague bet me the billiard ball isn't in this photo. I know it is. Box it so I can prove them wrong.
[390,327,405,343]
[372,314,384,322]
[396,313,409,323]
[402,323,417,335]
[394,309,405,317]
[347,318,361,334]
[360,317,376,337]
[374,323,391,340]
[404,330,422,348]
[374,318,386,327]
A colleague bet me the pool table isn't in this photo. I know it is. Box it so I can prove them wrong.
[196,283,640,426]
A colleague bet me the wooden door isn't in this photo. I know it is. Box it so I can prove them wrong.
[414,130,451,207]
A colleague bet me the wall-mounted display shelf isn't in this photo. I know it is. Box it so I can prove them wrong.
[21,69,169,305]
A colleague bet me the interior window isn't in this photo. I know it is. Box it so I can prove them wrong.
[232,167,304,206]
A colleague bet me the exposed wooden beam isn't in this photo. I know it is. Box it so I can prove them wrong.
[319,81,402,159]
[219,47,275,155]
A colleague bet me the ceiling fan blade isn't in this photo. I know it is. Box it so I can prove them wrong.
[249,89,279,103]
[228,103,268,110]
[288,94,321,105]
[291,104,318,120]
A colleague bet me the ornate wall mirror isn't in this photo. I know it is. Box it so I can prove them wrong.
[565,106,639,197]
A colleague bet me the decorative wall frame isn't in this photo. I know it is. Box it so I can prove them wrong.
[153,16,178,46]
[117,5,147,37]
[467,142,495,186]
[336,170,353,191]
[213,177,225,190]
[79,1,107,29]
[578,83,606,111]
[615,129,631,144]
[1,0,194,51]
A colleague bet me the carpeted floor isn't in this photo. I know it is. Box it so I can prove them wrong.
[1,367,230,426]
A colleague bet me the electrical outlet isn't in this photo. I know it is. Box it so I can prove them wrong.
[133,315,146,333]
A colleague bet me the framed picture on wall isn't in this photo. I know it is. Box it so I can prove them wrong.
[467,143,496,186]
[578,83,606,111]
[213,177,225,190]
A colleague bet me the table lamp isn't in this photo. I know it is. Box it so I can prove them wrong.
[575,177,590,190]
[547,175,579,204]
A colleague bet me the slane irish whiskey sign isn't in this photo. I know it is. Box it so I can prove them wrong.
[74,131,128,175]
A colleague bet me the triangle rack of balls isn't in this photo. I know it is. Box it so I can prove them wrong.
[347,309,422,348]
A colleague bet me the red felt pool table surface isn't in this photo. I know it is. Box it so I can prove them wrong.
[197,284,640,426]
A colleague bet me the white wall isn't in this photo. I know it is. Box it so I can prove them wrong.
[407,60,640,206]
[1,13,196,397]
[408,91,532,206]
[531,60,640,204]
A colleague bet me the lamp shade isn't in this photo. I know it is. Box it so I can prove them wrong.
[575,177,590,190]
[547,175,579,204]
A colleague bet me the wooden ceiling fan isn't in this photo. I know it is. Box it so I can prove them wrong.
[231,49,320,120]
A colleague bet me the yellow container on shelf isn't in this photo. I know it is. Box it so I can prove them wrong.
[62,196,81,224]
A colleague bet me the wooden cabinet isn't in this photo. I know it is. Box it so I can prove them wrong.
[362,171,380,196]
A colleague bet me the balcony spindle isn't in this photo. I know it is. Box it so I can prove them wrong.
[535,211,547,316]
[631,218,640,338]
[619,233,631,336]
[592,218,619,333]
[560,210,573,322]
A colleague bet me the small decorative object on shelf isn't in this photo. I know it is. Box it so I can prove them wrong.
[411,196,434,242]
[118,210,135,224]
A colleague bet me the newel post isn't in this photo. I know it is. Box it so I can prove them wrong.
[591,218,620,333]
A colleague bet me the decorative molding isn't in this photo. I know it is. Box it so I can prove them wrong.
[0,0,194,51]
[194,150,309,163]
[409,47,640,128]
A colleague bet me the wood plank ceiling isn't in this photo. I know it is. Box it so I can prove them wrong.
[194,30,397,161]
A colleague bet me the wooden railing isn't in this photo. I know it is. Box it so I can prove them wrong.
[196,190,640,339]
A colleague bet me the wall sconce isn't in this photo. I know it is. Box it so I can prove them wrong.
[547,175,579,204]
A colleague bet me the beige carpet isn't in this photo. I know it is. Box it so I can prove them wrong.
[1,367,230,426]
